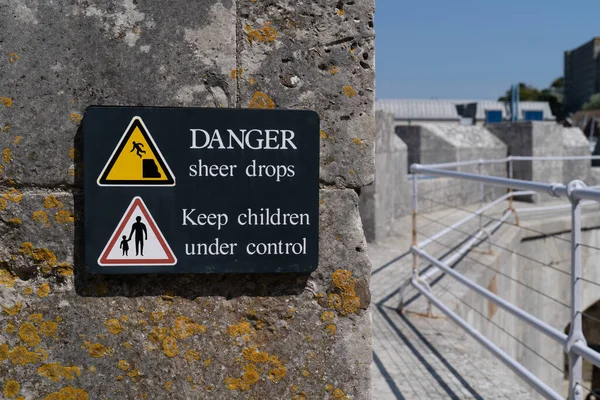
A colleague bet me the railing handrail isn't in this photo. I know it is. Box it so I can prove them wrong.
[419,154,600,170]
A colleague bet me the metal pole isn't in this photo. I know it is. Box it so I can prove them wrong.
[508,156,514,210]
[412,174,418,278]
[567,180,587,400]
[478,159,483,230]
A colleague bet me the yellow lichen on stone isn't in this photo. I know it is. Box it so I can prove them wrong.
[343,85,356,98]
[328,65,339,75]
[0,269,16,287]
[4,380,20,398]
[227,321,252,337]
[337,9,345,15]
[37,363,82,382]
[55,210,74,224]
[331,269,361,315]
[352,137,363,145]
[37,282,51,298]
[0,197,6,211]
[3,148,12,163]
[230,68,243,79]
[35,347,48,361]
[164,381,173,391]
[32,210,50,227]
[69,114,82,124]
[8,217,22,226]
[249,77,256,85]
[19,242,33,256]
[23,287,33,295]
[13,136,21,145]
[88,365,96,372]
[332,388,349,399]
[87,343,107,358]
[148,326,168,343]
[245,22,277,43]
[185,349,201,362]
[325,324,337,335]
[248,91,275,109]
[302,370,310,377]
[55,262,73,277]
[204,357,211,366]
[226,364,260,391]
[105,319,124,334]
[162,336,178,357]
[2,125,9,132]
[4,188,22,202]
[171,316,206,339]
[320,311,335,322]
[149,311,164,322]
[8,345,43,365]
[34,249,57,273]
[7,323,15,333]
[69,148,77,161]
[320,130,327,139]
[30,314,43,324]
[117,359,131,371]
[269,363,287,383]
[127,369,141,382]
[1,97,12,108]
[9,52,19,63]
[19,322,40,347]
[40,321,58,337]
[43,195,63,209]
[0,343,8,360]
[44,386,88,400]
[3,302,22,315]
[242,347,269,363]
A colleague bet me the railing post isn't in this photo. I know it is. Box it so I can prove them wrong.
[567,180,587,400]
[508,156,514,209]
[478,159,484,230]
[412,174,418,279]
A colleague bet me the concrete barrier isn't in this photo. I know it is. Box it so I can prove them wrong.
[0,1,375,398]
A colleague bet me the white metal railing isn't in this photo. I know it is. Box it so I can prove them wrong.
[402,155,600,400]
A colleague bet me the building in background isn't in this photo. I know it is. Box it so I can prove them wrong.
[376,99,555,126]
[564,38,600,114]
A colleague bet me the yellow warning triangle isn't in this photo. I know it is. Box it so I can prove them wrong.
[97,116,175,186]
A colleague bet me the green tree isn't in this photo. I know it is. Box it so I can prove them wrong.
[497,78,565,120]
[583,94,600,111]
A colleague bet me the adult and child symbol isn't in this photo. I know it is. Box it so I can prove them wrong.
[119,216,148,256]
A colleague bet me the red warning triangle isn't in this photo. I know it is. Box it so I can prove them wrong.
[98,196,177,266]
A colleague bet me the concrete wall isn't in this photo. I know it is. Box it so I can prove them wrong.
[359,111,409,242]
[0,1,375,399]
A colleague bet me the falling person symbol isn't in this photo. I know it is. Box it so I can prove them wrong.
[130,141,146,158]
[128,216,148,256]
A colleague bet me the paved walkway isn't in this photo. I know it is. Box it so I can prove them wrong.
[369,204,534,399]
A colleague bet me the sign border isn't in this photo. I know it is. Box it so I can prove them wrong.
[97,116,176,187]
[97,196,178,266]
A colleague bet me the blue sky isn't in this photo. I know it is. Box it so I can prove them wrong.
[375,0,600,100]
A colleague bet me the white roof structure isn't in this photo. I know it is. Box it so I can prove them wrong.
[376,99,556,121]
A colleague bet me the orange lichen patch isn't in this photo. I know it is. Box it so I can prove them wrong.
[9,52,19,63]
[225,364,260,391]
[34,249,57,274]
[36,347,49,361]
[328,65,339,75]
[123,341,133,350]
[227,321,252,337]
[320,311,335,322]
[162,336,178,357]
[4,188,22,202]
[325,324,337,335]
[44,386,89,400]
[8,218,22,226]
[230,68,243,79]
[13,136,21,145]
[337,8,345,15]
[248,91,275,109]
[171,316,206,339]
[185,349,201,362]
[2,125,9,132]
[352,137,363,146]
[68,148,77,161]
[203,358,211,366]
[117,359,131,371]
[0,197,6,211]
[0,269,16,288]
[327,293,342,309]
[0,343,8,360]
[148,326,168,343]
[245,22,277,43]
[68,167,75,177]
[55,263,74,277]
[87,343,108,358]
[127,369,141,382]
[88,366,96,372]
[330,269,361,315]
[40,321,58,337]
[293,393,308,400]
[332,388,349,399]
[120,315,129,322]
[320,130,327,139]
[19,322,40,347]
[37,282,51,298]
[268,363,287,383]
[149,311,164,322]
[343,86,356,98]
[249,77,256,85]
[23,287,33,295]
[1,97,12,108]
[105,319,124,334]
[3,302,22,315]
[8,345,43,365]
[37,363,82,382]
[302,370,310,377]
[7,323,15,333]
[164,381,173,391]
[55,210,74,224]
[19,242,34,256]
[30,314,43,324]
[4,380,20,398]
[33,211,50,227]
[43,195,63,209]
[69,114,82,124]
[56,316,63,322]
[3,148,12,163]
[242,347,269,363]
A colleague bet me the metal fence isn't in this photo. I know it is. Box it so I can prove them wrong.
[401,155,600,400]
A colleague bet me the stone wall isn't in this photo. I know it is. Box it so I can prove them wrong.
[0,1,375,399]
[359,111,409,242]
